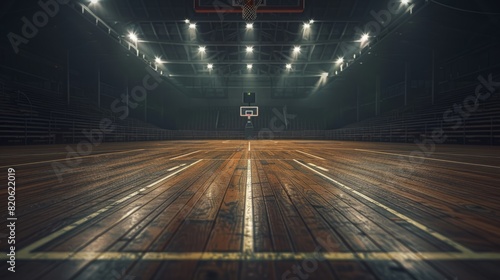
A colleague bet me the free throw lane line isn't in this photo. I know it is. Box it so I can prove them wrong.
[293,159,473,253]
[169,151,201,160]
[296,150,325,160]
[0,149,145,169]
[355,149,500,169]
[17,159,203,256]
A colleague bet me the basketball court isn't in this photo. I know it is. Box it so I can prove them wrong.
[1,0,500,279]
[2,140,500,279]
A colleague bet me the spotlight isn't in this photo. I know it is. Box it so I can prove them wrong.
[189,23,196,29]
[185,19,190,24]
[246,23,253,29]
[246,46,253,53]
[293,46,301,53]
[303,23,311,29]
[199,46,206,53]
[360,33,370,43]
[90,0,99,4]
[207,64,213,70]
[335,57,344,64]
[321,72,328,78]
[401,0,410,4]
[309,19,314,24]
[128,32,138,42]
[155,57,162,64]
[247,64,253,70]
[286,64,292,70]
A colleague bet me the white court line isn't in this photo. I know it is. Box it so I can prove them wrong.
[428,152,500,159]
[248,142,251,151]
[293,159,473,253]
[0,149,145,169]
[308,163,329,172]
[243,158,254,253]
[0,149,145,157]
[169,151,200,160]
[17,159,203,256]
[6,251,500,261]
[356,149,500,159]
[167,163,186,171]
[296,150,325,160]
[355,149,500,169]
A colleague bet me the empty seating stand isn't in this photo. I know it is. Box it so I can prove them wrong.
[327,79,500,145]
[0,81,170,145]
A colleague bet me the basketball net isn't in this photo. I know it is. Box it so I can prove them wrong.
[240,0,263,23]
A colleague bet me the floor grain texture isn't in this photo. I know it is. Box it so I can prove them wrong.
[0,140,499,280]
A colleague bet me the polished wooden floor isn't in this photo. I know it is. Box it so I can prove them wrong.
[1,140,500,280]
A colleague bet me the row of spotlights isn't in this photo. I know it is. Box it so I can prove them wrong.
[183,19,314,30]
[202,64,294,70]
[131,17,368,77]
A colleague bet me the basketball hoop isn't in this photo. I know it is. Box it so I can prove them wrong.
[240,106,259,120]
[240,0,262,23]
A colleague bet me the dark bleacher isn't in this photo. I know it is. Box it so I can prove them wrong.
[0,81,171,145]
[327,77,500,145]
[0,82,328,143]
[176,106,326,132]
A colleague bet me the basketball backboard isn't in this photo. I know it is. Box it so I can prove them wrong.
[240,106,259,118]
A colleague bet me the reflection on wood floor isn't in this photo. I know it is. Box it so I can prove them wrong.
[1,140,500,279]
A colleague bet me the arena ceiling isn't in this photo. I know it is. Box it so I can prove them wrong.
[2,0,499,99]
[66,0,425,98]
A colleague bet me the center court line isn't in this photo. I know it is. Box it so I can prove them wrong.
[0,149,146,169]
[169,150,200,160]
[293,159,473,253]
[296,150,325,160]
[243,158,254,253]
[248,142,251,151]
[17,159,203,256]
[6,251,500,261]
[355,149,500,169]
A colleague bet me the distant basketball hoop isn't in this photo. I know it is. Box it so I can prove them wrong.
[240,106,259,120]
